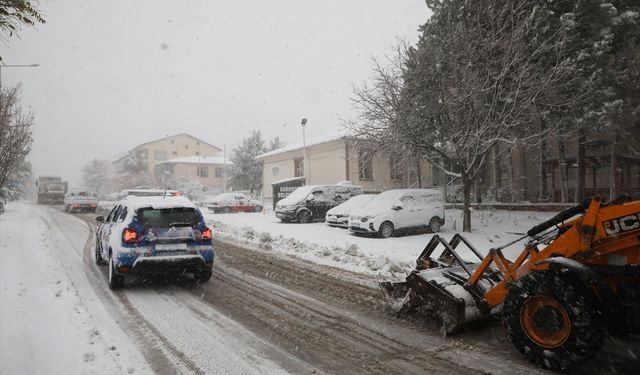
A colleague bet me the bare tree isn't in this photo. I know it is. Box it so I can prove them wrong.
[0,86,33,189]
[82,159,109,193]
[350,1,578,232]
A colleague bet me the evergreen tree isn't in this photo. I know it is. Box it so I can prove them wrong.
[228,130,283,193]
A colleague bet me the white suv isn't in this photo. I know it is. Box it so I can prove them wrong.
[348,188,445,238]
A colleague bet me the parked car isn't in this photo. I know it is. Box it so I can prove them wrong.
[64,191,99,213]
[94,195,214,289]
[325,194,376,228]
[206,192,263,213]
[348,188,445,238]
[275,184,363,223]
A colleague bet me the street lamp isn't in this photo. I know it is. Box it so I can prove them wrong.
[0,64,40,91]
[301,118,310,183]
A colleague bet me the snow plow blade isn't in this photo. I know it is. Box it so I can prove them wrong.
[382,234,495,335]
[378,281,410,300]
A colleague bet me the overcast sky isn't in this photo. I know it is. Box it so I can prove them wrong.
[2,0,430,185]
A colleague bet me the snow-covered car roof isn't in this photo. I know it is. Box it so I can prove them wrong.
[327,194,376,215]
[122,196,197,211]
[120,189,181,197]
[209,192,245,201]
[353,188,443,214]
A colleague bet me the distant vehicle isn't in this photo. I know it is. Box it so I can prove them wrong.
[94,195,214,288]
[119,188,181,198]
[348,188,445,238]
[325,194,376,228]
[64,191,99,213]
[206,192,263,213]
[36,176,68,205]
[275,184,363,223]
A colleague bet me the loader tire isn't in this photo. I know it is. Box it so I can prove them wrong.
[502,270,605,370]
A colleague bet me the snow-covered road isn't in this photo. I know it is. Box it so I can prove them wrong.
[1,202,637,375]
[0,202,150,374]
[0,203,305,375]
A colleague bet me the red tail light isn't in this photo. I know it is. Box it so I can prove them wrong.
[122,228,138,243]
[171,191,182,196]
[90,204,97,208]
[201,227,212,241]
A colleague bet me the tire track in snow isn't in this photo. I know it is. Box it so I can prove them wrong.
[63,207,312,375]
[43,206,196,375]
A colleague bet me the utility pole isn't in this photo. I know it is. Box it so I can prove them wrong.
[301,118,310,184]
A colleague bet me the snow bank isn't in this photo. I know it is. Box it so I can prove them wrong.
[205,209,555,279]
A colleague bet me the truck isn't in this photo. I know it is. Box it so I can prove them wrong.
[64,190,99,213]
[36,176,68,204]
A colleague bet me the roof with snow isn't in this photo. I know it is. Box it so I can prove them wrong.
[255,131,353,160]
[156,156,231,165]
[135,133,222,152]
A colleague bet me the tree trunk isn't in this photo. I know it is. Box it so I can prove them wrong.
[462,177,472,232]
[558,138,568,203]
[539,120,547,202]
[492,145,501,187]
[575,125,586,202]
[610,131,619,200]
[519,145,527,201]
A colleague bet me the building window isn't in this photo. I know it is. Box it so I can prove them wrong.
[294,158,304,177]
[358,149,374,180]
[390,154,403,180]
[154,150,168,161]
[215,167,224,178]
[172,150,178,155]
[196,151,200,156]
[185,145,189,149]
[197,166,209,178]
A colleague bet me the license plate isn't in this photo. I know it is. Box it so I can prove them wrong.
[155,243,187,251]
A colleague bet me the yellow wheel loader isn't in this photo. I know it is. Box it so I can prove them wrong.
[381,195,640,370]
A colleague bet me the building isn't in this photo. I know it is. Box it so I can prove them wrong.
[154,156,230,189]
[113,133,223,188]
[256,133,434,200]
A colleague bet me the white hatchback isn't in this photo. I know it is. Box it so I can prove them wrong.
[348,188,445,238]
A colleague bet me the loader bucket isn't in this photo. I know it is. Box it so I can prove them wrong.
[379,281,410,300]
[405,268,484,335]
[382,234,492,335]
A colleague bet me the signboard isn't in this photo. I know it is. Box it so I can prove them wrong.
[271,177,305,209]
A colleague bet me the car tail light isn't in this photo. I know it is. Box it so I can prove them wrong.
[201,227,212,241]
[171,191,182,196]
[91,204,97,208]
[122,228,138,243]
[72,204,80,208]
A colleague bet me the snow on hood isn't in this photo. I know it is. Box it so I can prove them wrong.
[350,189,415,217]
[327,194,376,216]
[276,185,319,206]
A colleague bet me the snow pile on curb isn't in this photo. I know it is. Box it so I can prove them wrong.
[208,220,414,279]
